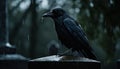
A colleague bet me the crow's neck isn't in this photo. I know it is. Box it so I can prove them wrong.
[53,14,68,26]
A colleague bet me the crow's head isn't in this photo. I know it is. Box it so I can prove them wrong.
[43,8,66,18]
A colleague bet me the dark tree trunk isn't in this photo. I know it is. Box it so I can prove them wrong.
[0,0,7,44]
[29,0,38,58]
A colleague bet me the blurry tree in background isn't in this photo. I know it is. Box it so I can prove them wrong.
[77,0,120,69]
[7,0,120,69]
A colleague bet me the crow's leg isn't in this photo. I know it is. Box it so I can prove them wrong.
[77,50,86,57]
[58,48,73,56]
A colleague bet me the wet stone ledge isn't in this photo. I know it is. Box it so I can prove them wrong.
[28,55,101,69]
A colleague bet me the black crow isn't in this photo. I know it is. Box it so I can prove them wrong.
[43,8,97,60]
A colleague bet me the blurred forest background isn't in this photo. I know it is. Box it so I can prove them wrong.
[7,0,120,69]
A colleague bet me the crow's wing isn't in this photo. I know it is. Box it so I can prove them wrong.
[63,18,92,50]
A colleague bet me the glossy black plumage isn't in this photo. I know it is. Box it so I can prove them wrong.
[43,8,97,60]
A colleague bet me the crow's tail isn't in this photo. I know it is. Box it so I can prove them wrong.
[78,49,97,60]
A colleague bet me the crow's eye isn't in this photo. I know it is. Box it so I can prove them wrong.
[52,9,64,17]
[52,10,57,14]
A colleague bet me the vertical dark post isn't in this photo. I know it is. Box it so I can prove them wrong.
[29,0,38,58]
[0,0,16,54]
[0,0,28,69]
[0,0,7,44]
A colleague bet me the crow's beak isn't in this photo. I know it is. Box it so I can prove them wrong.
[43,12,53,17]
